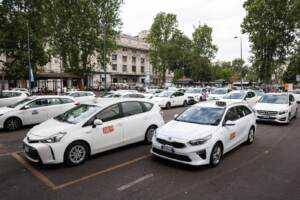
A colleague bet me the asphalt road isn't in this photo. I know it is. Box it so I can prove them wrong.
[0,106,300,200]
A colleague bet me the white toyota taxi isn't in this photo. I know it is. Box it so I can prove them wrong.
[152,101,256,167]
[23,98,164,166]
[0,96,76,131]
[151,90,188,109]
[253,93,297,124]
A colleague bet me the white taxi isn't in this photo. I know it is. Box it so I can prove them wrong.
[66,91,96,104]
[152,101,256,167]
[0,96,76,131]
[207,88,230,100]
[253,93,297,124]
[0,90,28,107]
[151,91,188,109]
[23,99,164,166]
[222,90,259,108]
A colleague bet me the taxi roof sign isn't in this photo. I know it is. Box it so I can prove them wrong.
[216,101,226,107]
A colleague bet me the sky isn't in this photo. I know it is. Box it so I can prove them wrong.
[120,0,251,63]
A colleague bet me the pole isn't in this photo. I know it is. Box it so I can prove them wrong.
[240,37,243,90]
[27,22,32,92]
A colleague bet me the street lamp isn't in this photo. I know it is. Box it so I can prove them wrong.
[234,36,243,90]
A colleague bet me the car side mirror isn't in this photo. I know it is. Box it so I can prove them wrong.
[174,114,178,119]
[93,119,103,128]
[23,105,30,110]
[224,120,235,126]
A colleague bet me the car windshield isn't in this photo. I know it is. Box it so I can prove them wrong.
[211,89,227,95]
[7,98,33,108]
[175,106,225,126]
[259,94,288,104]
[223,92,245,100]
[157,91,173,97]
[186,88,202,93]
[54,104,99,124]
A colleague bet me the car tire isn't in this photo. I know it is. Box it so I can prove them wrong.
[246,127,255,145]
[4,117,22,131]
[165,102,171,110]
[183,100,187,107]
[64,141,89,166]
[144,125,158,144]
[209,143,223,168]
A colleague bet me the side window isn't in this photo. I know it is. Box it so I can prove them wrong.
[142,102,153,112]
[235,106,246,118]
[224,107,239,121]
[12,92,21,97]
[96,104,120,122]
[172,92,178,97]
[121,101,144,116]
[123,94,131,98]
[48,98,62,106]
[240,106,252,116]
[137,94,145,98]
[289,95,295,102]
[28,99,49,108]
[60,98,74,104]
[178,92,184,96]
[70,93,79,97]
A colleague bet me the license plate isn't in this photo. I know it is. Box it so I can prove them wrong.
[262,115,271,119]
[161,145,174,153]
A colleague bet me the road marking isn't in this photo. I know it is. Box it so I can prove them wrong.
[11,152,57,190]
[54,154,150,190]
[0,150,22,157]
[117,173,154,191]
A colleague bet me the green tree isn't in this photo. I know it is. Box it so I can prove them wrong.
[0,0,48,81]
[190,23,217,82]
[241,0,297,84]
[46,0,122,78]
[147,12,179,84]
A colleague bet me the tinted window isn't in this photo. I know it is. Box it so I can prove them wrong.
[60,98,74,104]
[240,105,252,115]
[289,95,295,102]
[142,102,153,111]
[48,98,62,105]
[28,99,48,108]
[70,93,80,97]
[235,106,245,118]
[96,104,120,122]
[121,102,143,116]
[225,107,239,121]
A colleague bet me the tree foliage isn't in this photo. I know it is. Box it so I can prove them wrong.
[241,0,297,83]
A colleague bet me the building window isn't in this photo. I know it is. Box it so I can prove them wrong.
[122,65,127,72]
[132,56,136,63]
[113,78,118,83]
[141,66,145,73]
[132,49,137,54]
[122,56,127,62]
[132,65,136,73]
[112,64,117,71]
[101,65,105,70]
[122,48,127,51]
[112,54,117,61]
[141,58,145,64]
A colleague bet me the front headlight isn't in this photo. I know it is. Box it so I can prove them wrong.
[189,134,212,146]
[278,110,288,115]
[40,132,67,143]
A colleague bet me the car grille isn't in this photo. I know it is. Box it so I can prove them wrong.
[256,110,278,116]
[152,148,191,162]
[23,143,40,161]
[156,138,186,149]
[188,96,194,99]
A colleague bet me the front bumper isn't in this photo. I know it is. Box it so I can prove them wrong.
[23,137,66,164]
[151,137,211,166]
[256,112,289,123]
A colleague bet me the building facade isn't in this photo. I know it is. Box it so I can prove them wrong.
[0,32,173,91]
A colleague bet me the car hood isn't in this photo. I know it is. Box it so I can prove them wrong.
[0,107,14,115]
[254,103,289,112]
[28,118,74,138]
[157,120,218,141]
